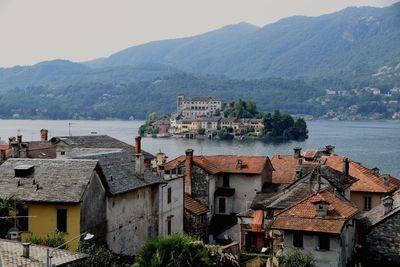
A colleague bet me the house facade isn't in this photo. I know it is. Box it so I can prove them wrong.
[177,95,222,118]
[0,158,108,250]
[271,189,358,267]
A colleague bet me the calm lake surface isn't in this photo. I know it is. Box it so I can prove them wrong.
[0,119,399,177]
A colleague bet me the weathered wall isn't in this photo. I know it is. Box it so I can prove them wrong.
[351,192,382,211]
[283,231,341,267]
[365,212,400,265]
[106,185,159,256]
[191,165,209,206]
[184,210,207,241]
[159,176,184,236]
[80,172,107,244]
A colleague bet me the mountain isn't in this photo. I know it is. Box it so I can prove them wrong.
[85,3,400,81]
[0,60,181,91]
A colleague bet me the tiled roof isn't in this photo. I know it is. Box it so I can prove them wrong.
[272,189,358,234]
[252,165,357,211]
[0,239,87,267]
[0,158,99,203]
[185,194,209,215]
[271,155,298,184]
[26,141,56,159]
[164,155,271,175]
[184,96,221,102]
[325,156,398,193]
[51,135,154,160]
[72,149,164,195]
[358,191,400,230]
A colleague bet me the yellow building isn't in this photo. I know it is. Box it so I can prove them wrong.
[0,158,107,250]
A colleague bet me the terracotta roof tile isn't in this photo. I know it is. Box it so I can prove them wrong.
[185,194,209,215]
[165,155,271,175]
[272,189,358,234]
[325,156,397,193]
[271,155,298,184]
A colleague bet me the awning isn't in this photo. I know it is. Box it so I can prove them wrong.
[251,210,264,232]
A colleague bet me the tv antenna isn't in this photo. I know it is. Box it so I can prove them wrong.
[68,122,76,136]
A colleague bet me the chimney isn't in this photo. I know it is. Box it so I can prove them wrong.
[17,135,22,144]
[134,136,144,177]
[20,143,27,158]
[325,145,335,155]
[382,196,394,214]
[185,149,193,195]
[342,157,349,176]
[313,200,330,218]
[0,149,6,163]
[135,136,141,154]
[22,242,30,258]
[293,147,302,159]
[159,165,165,179]
[40,129,48,142]
[10,141,20,158]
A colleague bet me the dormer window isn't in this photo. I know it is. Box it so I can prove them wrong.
[14,165,34,178]
[313,200,330,218]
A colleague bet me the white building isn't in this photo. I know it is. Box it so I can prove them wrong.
[177,95,223,118]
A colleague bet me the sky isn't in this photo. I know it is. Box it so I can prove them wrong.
[0,0,398,68]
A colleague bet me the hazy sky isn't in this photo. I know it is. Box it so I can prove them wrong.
[0,0,397,67]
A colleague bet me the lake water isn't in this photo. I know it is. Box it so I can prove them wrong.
[0,119,399,177]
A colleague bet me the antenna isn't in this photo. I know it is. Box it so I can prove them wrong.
[68,122,76,136]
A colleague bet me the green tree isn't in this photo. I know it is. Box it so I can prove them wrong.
[198,128,206,135]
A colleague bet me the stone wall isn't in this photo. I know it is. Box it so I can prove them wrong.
[365,212,400,266]
[184,210,208,242]
[191,165,209,206]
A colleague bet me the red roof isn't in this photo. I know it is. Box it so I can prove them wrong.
[272,189,358,234]
[184,194,209,215]
[271,155,298,184]
[0,144,11,157]
[164,155,272,175]
[325,156,398,193]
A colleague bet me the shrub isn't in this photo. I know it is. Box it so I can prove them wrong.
[277,248,316,267]
[27,231,67,248]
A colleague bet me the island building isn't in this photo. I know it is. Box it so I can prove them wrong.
[177,95,222,118]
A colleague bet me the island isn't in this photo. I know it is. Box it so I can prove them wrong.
[139,95,308,141]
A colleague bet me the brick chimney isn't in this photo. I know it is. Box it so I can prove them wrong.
[10,141,20,158]
[293,147,302,159]
[134,136,144,177]
[342,157,349,176]
[40,129,48,142]
[185,149,194,195]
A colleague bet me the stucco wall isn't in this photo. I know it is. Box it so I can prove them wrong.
[159,176,184,236]
[22,203,81,250]
[351,192,382,211]
[106,185,159,256]
[80,172,107,244]
[218,174,262,213]
[284,231,341,267]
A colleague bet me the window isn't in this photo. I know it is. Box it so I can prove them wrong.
[218,198,226,213]
[317,235,330,250]
[18,207,29,231]
[167,187,172,204]
[293,232,303,248]
[364,196,372,211]
[223,174,230,187]
[56,209,67,232]
[60,151,65,156]
[167,219,172,235]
